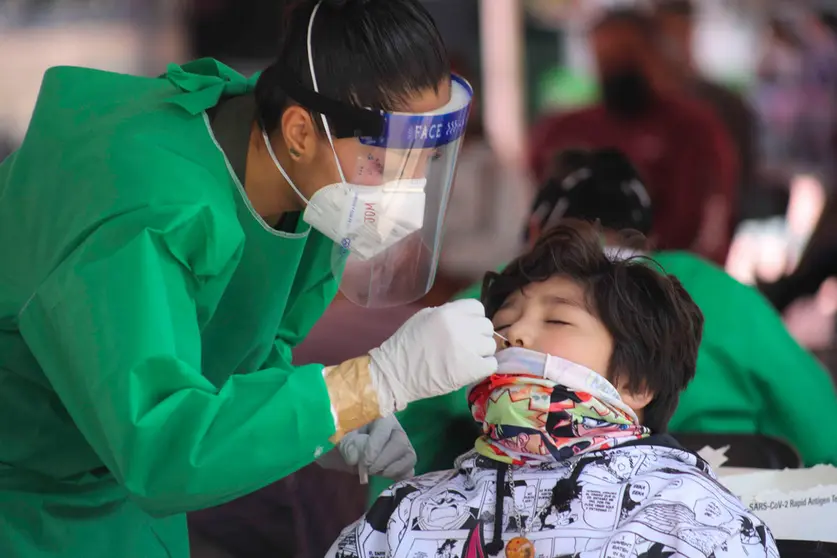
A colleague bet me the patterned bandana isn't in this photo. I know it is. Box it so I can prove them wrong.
[467,347,651,465]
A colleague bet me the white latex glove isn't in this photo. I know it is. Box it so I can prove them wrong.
[369,299,498,415]
[316,415,416,481]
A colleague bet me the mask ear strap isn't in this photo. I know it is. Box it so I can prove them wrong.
[307,0,348,185]
[543,354,554,379]
[261,129,311,206]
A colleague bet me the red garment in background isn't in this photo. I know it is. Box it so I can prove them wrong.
[529,95,739,265]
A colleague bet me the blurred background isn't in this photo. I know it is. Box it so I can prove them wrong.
[3,0,837,555]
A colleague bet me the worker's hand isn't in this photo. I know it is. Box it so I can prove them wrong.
[369,299,498,414]
[316,415,416,481]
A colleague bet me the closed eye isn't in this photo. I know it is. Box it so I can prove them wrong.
[547,320,570,325]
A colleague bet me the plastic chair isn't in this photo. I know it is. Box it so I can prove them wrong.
[671,433,802,469]
[777,540,837,558]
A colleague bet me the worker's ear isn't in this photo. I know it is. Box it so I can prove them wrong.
[280,105,320,163]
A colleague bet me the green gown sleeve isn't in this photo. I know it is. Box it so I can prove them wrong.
[743,288,837,466]
[263,230,340,368]
[17,205,337,517]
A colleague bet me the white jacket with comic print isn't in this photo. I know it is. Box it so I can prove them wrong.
[327,437,778,558]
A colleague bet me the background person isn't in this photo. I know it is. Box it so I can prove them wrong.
[529,8,739,265]
[654,0,758,227]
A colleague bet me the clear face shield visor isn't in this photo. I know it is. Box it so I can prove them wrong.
[272,56,473,307]
[324,78,472,308]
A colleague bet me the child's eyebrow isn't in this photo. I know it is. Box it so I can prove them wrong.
[497,299,516,312]
[544,295,584,309]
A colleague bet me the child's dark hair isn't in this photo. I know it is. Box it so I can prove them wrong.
[255,0,449,135]
[481,220,704,433]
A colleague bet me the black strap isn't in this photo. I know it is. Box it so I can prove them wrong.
[485,463,507,556]
[273,60,385,139]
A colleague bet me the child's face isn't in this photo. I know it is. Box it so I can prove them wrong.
[491,275,614,379]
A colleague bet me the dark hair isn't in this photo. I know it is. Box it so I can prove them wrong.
[525,148,653,243]
[482,220,704,433]
[655,0,695,19]
[592,8,657,39]
[448,53,484,138]
[255,0,449,134]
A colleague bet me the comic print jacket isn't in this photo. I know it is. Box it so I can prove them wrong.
[326,437,778,558]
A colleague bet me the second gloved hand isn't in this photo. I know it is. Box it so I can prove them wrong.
[369,299,498,414]
[316,415,416,481]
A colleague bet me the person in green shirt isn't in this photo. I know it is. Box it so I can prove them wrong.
[370,146,837,501]
[0,1,502,556]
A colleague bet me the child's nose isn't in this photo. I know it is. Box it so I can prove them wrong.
[506,322,534,349]
[494,331,511,349]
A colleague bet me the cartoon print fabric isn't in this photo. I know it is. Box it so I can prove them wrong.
[325,445,779,558]
[468,348,651,465]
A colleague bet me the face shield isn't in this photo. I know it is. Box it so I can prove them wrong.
[266,1,473,308]
[325,79,471,308]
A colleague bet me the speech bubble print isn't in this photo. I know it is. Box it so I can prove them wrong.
[536,484,554,511]
[695,497,733,527]
[522,484,537,510]
[629,482,650,502]
[604,533,636,558]
[582,485,621,529]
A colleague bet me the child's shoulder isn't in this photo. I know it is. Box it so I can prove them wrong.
[584,444,778,558]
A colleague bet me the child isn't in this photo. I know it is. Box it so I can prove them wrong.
[327,221,777,558]
[370,148,835,507]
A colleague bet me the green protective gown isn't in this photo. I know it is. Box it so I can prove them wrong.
[0,59,341,557]
[369,250,837,501]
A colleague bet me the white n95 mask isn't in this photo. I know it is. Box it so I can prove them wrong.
[304,179,427,261]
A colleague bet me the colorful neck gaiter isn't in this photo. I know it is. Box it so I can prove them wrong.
[468,347,651,465]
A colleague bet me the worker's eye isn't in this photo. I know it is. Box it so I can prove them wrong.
[430,148,443,161]
[546,320,569,326]
[494,324,510,332]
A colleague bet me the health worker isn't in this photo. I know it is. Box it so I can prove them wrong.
[0,0,499,556]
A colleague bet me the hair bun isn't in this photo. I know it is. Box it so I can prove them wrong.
[287,0,371,17]
[320,0,371,7]
[591,148,640,183]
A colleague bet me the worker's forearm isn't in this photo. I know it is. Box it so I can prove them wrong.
[323,355,383,442]
[123,362,337,516]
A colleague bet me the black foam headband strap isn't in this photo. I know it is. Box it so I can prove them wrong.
[272,60,386,139]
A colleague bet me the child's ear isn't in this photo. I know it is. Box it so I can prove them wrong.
[620,387,654,414]
[615,375,654,413]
